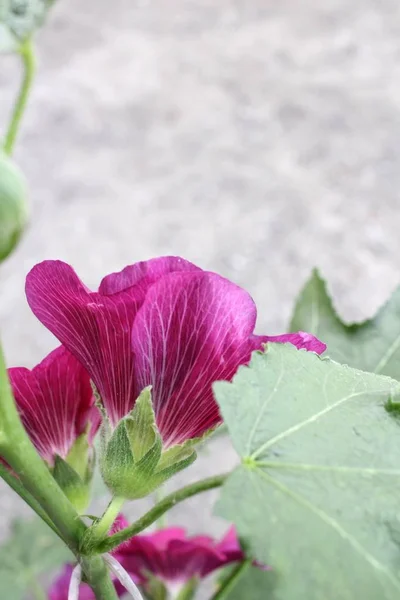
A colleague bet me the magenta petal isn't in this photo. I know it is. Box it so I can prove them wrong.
[253,331,326,355]
[111,514,130,534]
[26,259,202,426]
[8,346,95,464]
[25,260,143,425]
[99,256,200,296]
[215,527,244,563]
[117,526,246,584]
[167,539,226,579]
[132,271,257,446]
[139,528,187,550]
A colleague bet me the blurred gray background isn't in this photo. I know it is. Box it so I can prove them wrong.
[1,0,400,594]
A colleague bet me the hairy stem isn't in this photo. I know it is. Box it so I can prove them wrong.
[154,485,167,529]
[3,38,36,155]
[96,473,228,554]
[93,496,125,540]
[210,561,251,600]
[81,556,119,600]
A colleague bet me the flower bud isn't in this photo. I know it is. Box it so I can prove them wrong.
[100,387,197,500]
[0,153,29,261]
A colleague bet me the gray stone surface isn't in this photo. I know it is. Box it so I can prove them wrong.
[1,0,400,595]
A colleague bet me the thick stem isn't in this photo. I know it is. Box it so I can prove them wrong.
[3,38,36,155]
[81,556,119,600]
[210,561,251,600]
[0,462,61,538]
[0,344,86,552]
[96,473,228,554]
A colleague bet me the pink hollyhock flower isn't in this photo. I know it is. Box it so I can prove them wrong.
[25,257,325,446]
[8,345,99,465]
[48,564,127,600]
[116,526,249,591]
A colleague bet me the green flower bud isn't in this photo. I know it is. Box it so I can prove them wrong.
[100,387,197,500]
[0,153,29,261]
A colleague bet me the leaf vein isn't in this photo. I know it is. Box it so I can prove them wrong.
[255,461,400,476]
[251,390,365,460]
[256,468,400,590]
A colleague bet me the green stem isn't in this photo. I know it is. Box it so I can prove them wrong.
[0,462,61,538]
[81,556,119,600]
[93,496,125,540]
[3,38,36,155]
[210,561,251,600]
[154,485,167,529]
[0,344,86,553]
[96,473,228,554]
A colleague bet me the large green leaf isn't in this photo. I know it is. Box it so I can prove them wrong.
[220,565,277,600]
[0,515,72,597]
[0,0,55,52]
[290,269,400,378]
[215,344,400,600]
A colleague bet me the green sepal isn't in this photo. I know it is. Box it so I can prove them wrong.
[153,441,197,485]
[99,387,201,500]
[66,431,95,484]
[101,417,136,492]
[125,386,158,461]
[100,389,163,499]
[143,574,168,600]
[52,455,90,513]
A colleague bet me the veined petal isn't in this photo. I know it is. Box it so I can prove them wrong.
[26,259,201,426]
[132,271,257,446]
[116,526,245,584]
[99,256,200,296]
[25,260,143,426]
[8,346,95,464]
[252,331,326,355]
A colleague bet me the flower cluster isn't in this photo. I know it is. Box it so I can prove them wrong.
[5,256,324,501]
[49,522,251,600]
[2,255,324,599]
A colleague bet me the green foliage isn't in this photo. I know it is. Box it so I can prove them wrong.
[0,515,71,598]
[215,344,400,600]
[220,565,276,600]
[290,269,400,378]
[0,153,29,260]
[0,0,55,52]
